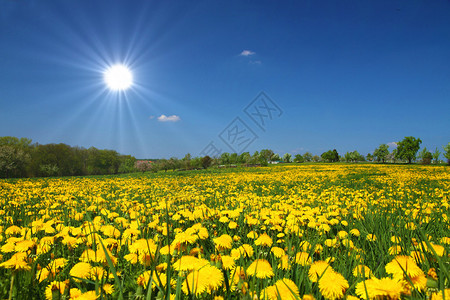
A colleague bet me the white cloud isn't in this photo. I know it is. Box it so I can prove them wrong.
[240,50,255,56]
[157,114,181,122]
[387,142,398,148]
[249,60,262,65]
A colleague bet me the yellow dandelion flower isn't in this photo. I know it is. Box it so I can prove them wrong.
[273,278,300,300]
[410,250,425,264]
[278,254,291,270]
[355,277,404,300]
[295,252,312,266]
[182,264,224,295]
[318,270,349,300]
[337,231,348,239]
[428,243,445,257]
[302,295,316,300]
[228,221,238,229]
[391,236,401,243]
[352,264,373,278]
[246,259,274,279]
[0,252,31,271]
[213,234,233,250]
[15,240,35,252]
[45,280,68,300]
[173,231,198,245]
[309,261,332,282]
[389,245,402,255]
[239,244,254,258]
[271,246,285,258]
[385,255,423,278]
[1,241,17,253]
[173,256,209,272]
[220,255,236,270]
[247,231,258,239]
[230,266,246,284]
[89,266,106,280]
[70,262,92,281]
[255,233,273,247]
[349,229,360,237]
[431,289,450,300]
[366,234,376,242]
[5,225,22,236]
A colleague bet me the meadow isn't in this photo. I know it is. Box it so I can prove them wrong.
[0,164,449,299]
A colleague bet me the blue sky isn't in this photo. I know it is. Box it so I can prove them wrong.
[1,1,449,159]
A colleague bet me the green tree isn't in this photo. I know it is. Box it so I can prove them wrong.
[271,153,281,161]
[220,152,230,165]
[259,149,274,163]
[373,144,389,163]
[366,153,374,162]
[0,136,32,178]
[432,147,441,164]
[182,153,192,170]
[283,153,292,163]
[238,152,251,164]
[321,149,339,162]
[443,142,450,165]
[303,152,313,162]
[395,137,422,164]
[294,154,304,163]
[201,156,212,169]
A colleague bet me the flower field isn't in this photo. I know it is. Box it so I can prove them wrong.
[0,164,449,299]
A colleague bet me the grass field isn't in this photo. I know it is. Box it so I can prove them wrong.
[0,164,449,299]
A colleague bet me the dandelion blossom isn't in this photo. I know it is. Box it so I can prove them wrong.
[385,255,423,279]
[318,271,349,300]
[246,259,274,279]
[255,233,273,247]
[309,261,332,282]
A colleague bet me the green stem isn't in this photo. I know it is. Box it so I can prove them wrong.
[9,272,15,300]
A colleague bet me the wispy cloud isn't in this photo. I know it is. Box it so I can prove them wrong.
[249,60,262,65]
[240,50,255,56]
[157,114,181,122]
[387,142,398,148]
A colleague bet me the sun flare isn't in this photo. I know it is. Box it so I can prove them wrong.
[104,64,133,91]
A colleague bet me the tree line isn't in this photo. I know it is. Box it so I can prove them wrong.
[0,136,136,178]
[1,136,449,178]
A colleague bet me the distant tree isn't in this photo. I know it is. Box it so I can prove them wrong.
[238,152,251,164]
[271,153,281,161]
[230,153,238,164]
[312,155,321,162]
[220,152,230,165]
[417,147,433,164]
[366,153,374,162]
[250,151,260,164]
[344,152,352,162]
[321,149,339,162]
[201,156,212,169]
[432,148,441,164]
[443,142,450,165]
[191,157,203,169]
[260,149,274,163]
[182,153,192,169]
[294,154,304,163]
[135,160,154,172]
[373,144,389,163]
[0,136,32,178]
[395,137,422,164]
[303,152,313,162]
[0,145,31,178]
[118,155,137,173]
[283,153,292,163]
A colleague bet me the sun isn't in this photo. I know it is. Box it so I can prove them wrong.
[104,64,133,91]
